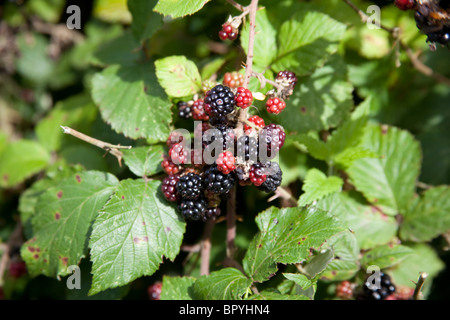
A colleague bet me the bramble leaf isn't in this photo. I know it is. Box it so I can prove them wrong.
[89,179,185,295]
[400,186,450,242]
[155,55,202,98]
[191,268,252,300]
[0,139,50,188]
[91,61,172,143]
[154,0,211,19]
[298,168,343,206]
[243,206,345,283]
[20,171,119,278]
[122,145,165,177]
[346,124,422,215]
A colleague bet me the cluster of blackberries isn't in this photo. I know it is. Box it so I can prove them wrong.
[357,272,396,300]
[162,80,291,222]
[395,0,450,49]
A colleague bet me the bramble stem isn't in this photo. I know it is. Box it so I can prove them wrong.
[413,272,428,300]
[60,126,132,167]
[200,219,215,275]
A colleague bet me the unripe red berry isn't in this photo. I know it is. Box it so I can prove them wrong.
[148,281,163,300]
[235,87,253,109]
[216,151,236,174]
[266,97,286,114]
[244,115,265,131]
[394,0,416,10]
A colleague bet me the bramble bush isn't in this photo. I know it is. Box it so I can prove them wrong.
[0,0,449,301]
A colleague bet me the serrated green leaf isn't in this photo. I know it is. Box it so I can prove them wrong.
[390,244,444,297]
[400,186,450,242]
[19,163,85,234]
[153,0,210,18]
[160,276,196,300]
[360,244,415,269]
[321,232,360,281]
[272,10,346,75]
[277,55,353,134]
[291,134,330,161]
[316,191,398,250]
[122,145,165,177]
[283,273,314,290]
[333,146,378,169]
[346,124,422,215]
[247,290,310,300]
[155,56,202,98]
[91,61,172,143]
[0,140,50,188]
[243,206,345,283]
[298,168,343,206]
[191,268,252,300]
[20,171,119,278]
[241,8,277,68]
[92,30,142,67]
[89,179,185,295]
[127,0,163,43]
[93,0,131,24]
[303,248,335,278]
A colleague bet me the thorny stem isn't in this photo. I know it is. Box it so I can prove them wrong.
[60,126,132,167]
[343,0,450,87]
[413,272,428,300]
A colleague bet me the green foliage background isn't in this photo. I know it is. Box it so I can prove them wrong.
[0,0,449,300]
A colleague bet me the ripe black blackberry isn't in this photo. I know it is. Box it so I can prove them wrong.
[359,272,396,300]
[257,161,282,193]
[236,135,258,162]
[203,123,236,154]
[178,197,208,221]
[203,165,236,195]
[204,84,236,123]
[177,101,192,119]
[204,207,221,221]
[176,172,203,200]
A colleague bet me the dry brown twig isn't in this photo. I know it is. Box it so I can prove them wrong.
[60,126,132,167]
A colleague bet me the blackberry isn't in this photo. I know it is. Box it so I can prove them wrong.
[236,135,258,162]
[177,101,192,119]
[249,162,267,187]
[359,272,396,300]
[257,161,282,193]
[275,70,298,89]
[258,124,286,160]
[204,84,236,122]
[192,99,209,121]
[216,151,236,174]
[203,123,236,154]
[178,197,208,221]
[203,165,236,195]
[204,207,221,221]
[244,115,265,132]
[394,0,416,10]
[176,172,203,200]
[148,281,162,300]
[223,71,244,89]
[161,174,180,202]
[235,87,253,109]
